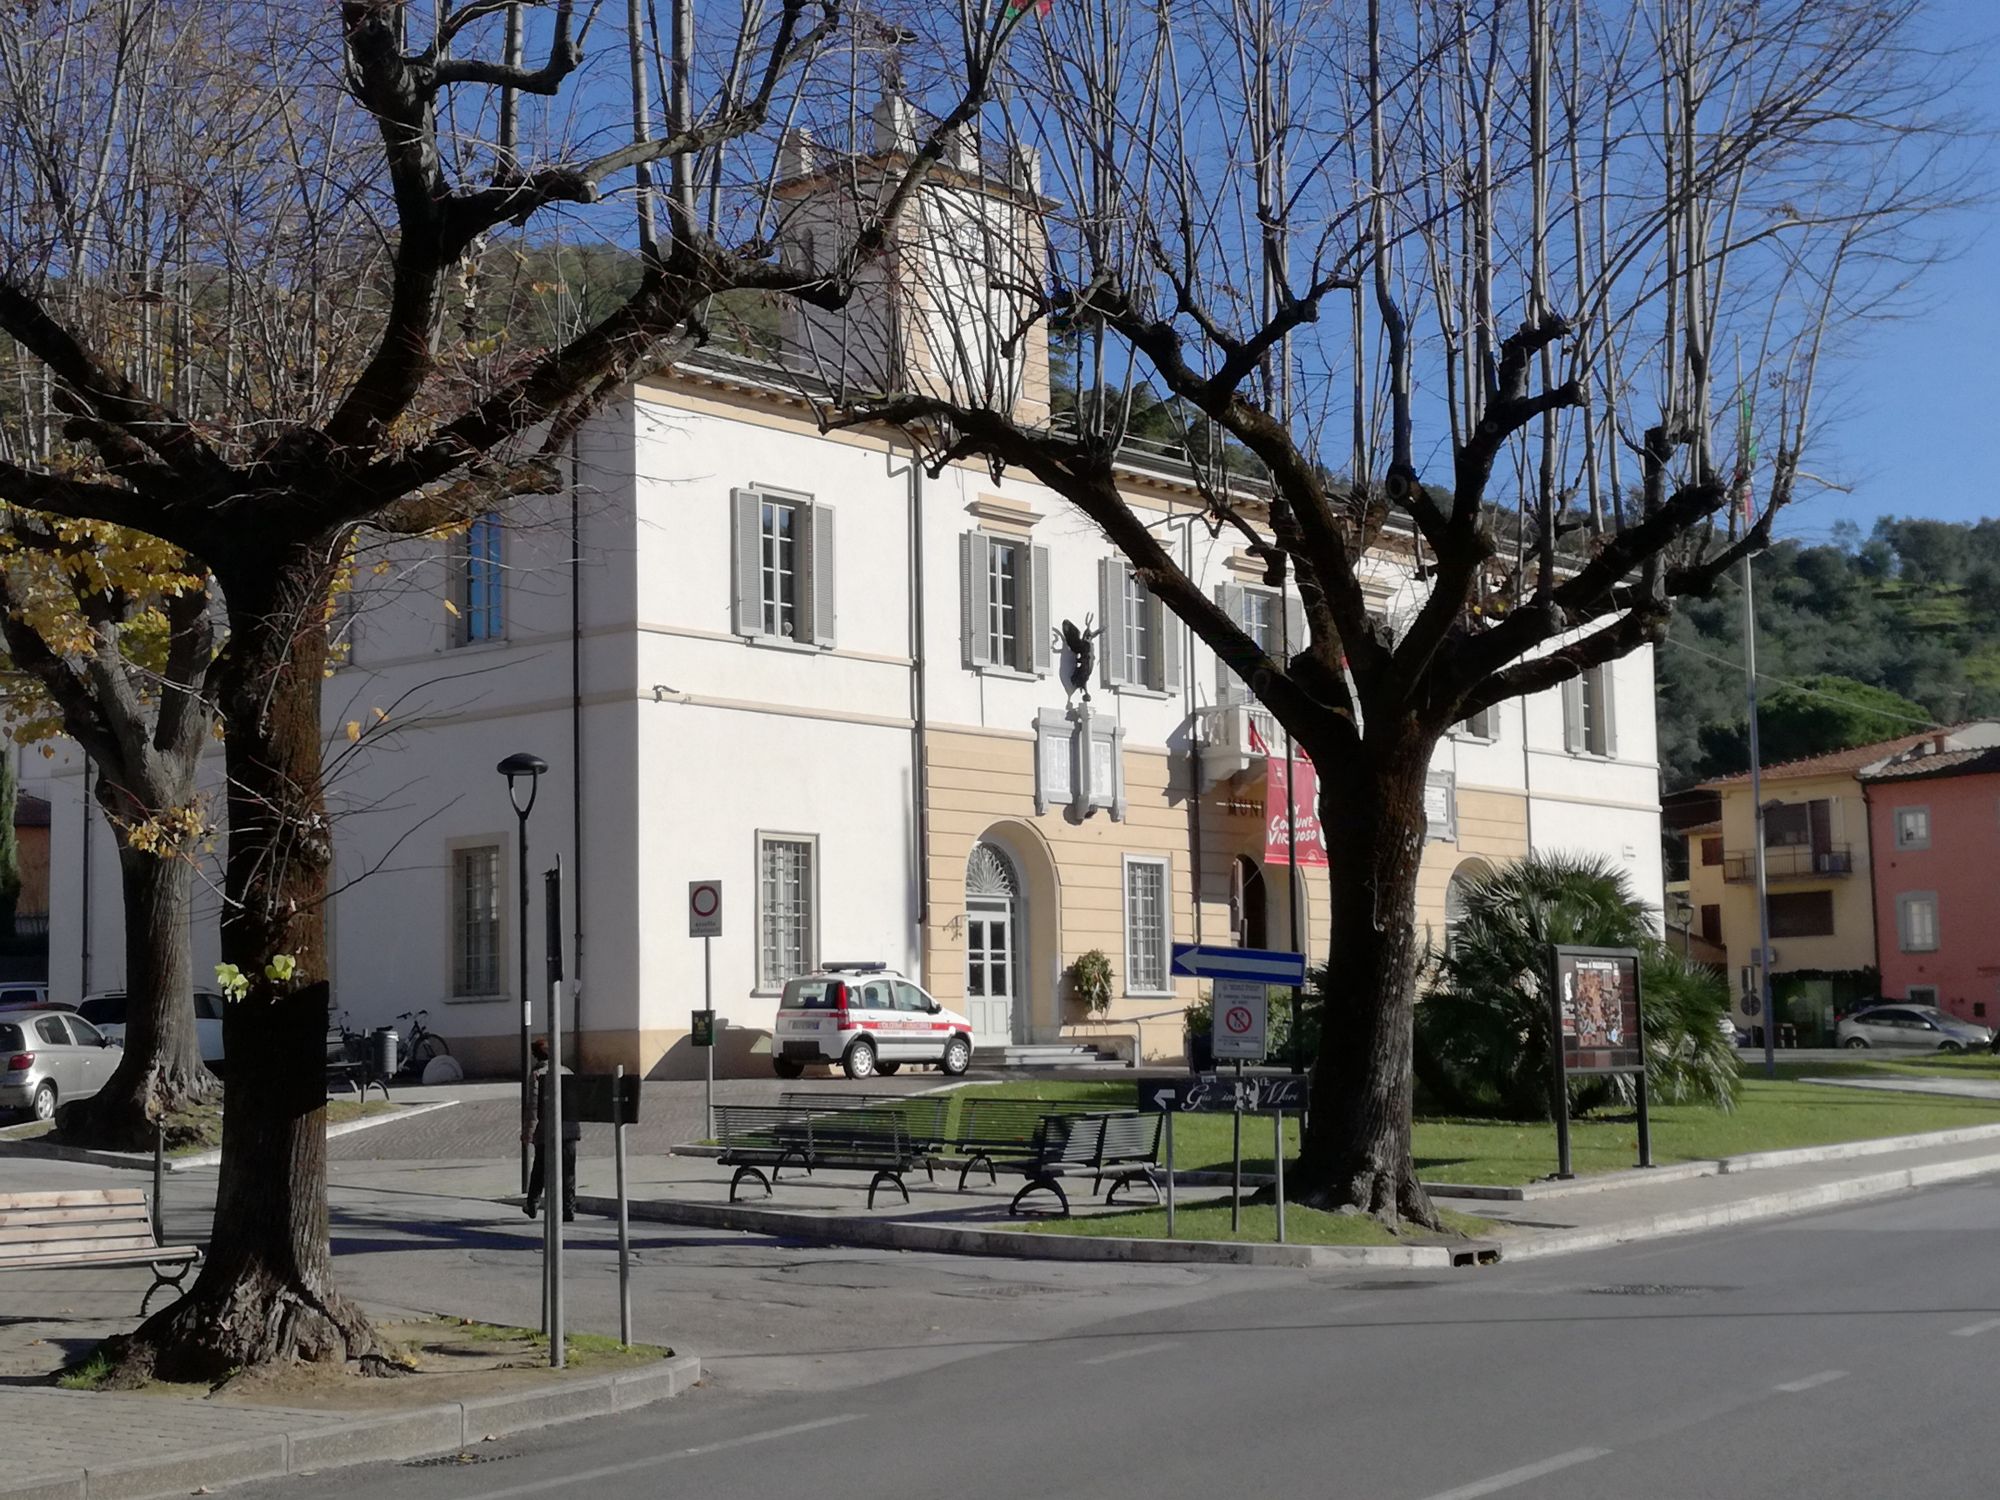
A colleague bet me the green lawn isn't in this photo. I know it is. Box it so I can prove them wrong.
[1757,1053,2000,1082]
[1021,1201,1495,1246]
[951,1076,2000,1189]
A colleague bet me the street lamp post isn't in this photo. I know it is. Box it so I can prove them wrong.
[499,752,548,1195]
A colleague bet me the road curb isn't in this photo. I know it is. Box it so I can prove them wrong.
[1488,1148,2000,1261]
[1423,1119,2000,1201]
[579,1192,1470,1268]
[0,1353,701,1500]
[0,1101,459,1174]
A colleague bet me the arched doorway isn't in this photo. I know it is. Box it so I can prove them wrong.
[965,842,1022,1046]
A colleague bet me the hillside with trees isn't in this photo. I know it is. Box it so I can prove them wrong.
[1659,518,2000,789]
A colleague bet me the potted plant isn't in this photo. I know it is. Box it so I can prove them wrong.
[1067,949,1115,1020]
[1183,994,1213,1073]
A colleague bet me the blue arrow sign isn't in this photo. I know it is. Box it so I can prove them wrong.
[1169,943,1307,986]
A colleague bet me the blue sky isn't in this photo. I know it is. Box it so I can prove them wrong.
[1780,0,1999,545]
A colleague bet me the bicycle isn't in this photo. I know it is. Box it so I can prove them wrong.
[394,1009,450,1077]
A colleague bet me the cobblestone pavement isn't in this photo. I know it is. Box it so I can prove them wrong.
[0,1384,344,1474]
[327,1074,947,1161]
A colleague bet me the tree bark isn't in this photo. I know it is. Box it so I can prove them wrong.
[110,538,382,1384]
[1293,722,1442,1229]
[59,835,212,1150]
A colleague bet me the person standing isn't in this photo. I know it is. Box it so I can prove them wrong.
[523,1036,579,1221]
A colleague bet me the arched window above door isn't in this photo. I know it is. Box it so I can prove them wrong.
[967,843,1019,900]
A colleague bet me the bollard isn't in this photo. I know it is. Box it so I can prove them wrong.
[614,1065,632,1347]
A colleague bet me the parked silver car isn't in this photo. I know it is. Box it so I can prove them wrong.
[1836,1004,1994,1053]
[0,1006,121,1121]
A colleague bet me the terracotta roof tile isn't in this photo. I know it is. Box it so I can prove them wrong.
[1702,728,1955,788]
[1860,744,2000,784]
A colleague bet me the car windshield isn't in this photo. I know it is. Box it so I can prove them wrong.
[781,980,842,1010]
[78,996,126,1025]
[0,1022,23,1050]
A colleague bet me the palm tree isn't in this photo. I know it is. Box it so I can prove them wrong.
[1417,856,1736,1119]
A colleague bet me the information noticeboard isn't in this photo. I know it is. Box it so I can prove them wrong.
[1552,945,1644,1075]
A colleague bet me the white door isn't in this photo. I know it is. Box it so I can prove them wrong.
[966,903,1015,1047]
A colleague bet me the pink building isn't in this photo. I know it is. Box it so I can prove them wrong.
[1862,745,2000,1027]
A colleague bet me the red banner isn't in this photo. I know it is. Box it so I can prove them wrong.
[1264,751,1328,866]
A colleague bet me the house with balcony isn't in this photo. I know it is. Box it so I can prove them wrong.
[1861,740,2000,1027]
[37,104,1666,1078]
[1681,724,2000,1042]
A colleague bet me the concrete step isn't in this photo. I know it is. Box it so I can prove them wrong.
[973,1043,1121,1068]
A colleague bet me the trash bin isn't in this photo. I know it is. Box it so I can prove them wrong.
[370,1027,399,1080]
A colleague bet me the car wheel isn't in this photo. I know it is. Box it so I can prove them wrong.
[941,1034,972,1076]
[1941,1040,1966,1054]
[876,1061,902,1075]
[31,1082,56,1122]
[772,1058,805,1079]
[843,1038,878,1080]
[1842,1036,1869,1049]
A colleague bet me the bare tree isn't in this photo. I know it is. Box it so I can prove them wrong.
[0,0,1015,1379]
[0,525,218,1146]
[809,0,1960,1222]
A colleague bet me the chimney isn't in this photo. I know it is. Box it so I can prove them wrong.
[778,128,817,182]
[871,94,915,154]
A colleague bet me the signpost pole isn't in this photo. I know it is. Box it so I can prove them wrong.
[1164,1113,1176,1238]
[1231,1059,1244,1233]
[545,861,566,1370]
[614,1064,632,1346]
[702,935,714,1143]
[1546,966,1574,1181]
[1273,1111,1286,1244]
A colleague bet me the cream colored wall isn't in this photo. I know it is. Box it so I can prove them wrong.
[1703,772,1879,978]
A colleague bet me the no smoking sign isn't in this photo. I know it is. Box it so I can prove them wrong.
[1211,979,1267,1061]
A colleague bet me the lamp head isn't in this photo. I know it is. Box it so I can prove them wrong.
[497,752,548,817]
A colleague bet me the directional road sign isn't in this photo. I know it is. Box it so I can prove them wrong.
[1170,942,1307,986]
[1139,1075,1310,1113]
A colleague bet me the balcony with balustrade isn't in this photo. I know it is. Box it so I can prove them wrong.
[1722,844,1853,883]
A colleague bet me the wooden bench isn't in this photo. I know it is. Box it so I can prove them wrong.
[948,1096,1112,1191]
[713,1103,923,1209]
[326,1027,390,1102]
[776,1090,951,1153]
[0,1188,201,1313]
[998,1112,1164,1217]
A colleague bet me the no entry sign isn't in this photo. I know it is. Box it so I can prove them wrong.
[1210,978,1267,1062]
[688,880,723,938]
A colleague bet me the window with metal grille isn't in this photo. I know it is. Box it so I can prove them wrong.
[451,845,502,996]
[1123,856,1171,994]
[1123,570,1153,685]
[988,540,1022,669]
[759,500,800,638]
[758,834,816,989]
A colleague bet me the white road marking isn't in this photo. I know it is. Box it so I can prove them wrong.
[462,1414,865,1500]
[1080,1340,1182,1366]
[1419,1447,1611,1500]
[1951,1317,2000,1337]
[1775,1370,1848,1393]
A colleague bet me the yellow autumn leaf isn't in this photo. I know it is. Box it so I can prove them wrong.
[345,721,361,741]
[443,599,460,617]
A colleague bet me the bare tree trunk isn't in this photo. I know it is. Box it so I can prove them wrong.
[1295,723,1440,1229]
[112,539,380,1383]
[60,837,210,1150]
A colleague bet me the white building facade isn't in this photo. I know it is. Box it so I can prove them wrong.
[38,134,1664,1079]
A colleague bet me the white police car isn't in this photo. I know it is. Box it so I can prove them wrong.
[771,962,974,1080]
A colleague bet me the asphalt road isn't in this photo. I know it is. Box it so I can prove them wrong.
[225,1172,2000,1500]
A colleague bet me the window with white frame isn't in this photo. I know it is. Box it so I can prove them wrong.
[733,488,834,646]
[1213,582,1297,705]
[1895,806,1931,850]
[757,834,817,989]
[1122,570,1153,685]
[1455,704,1498,741]
[1563,664,1616,756]
[450,513,504,646]
[1123,856,1171,994]
[1898,891,1939,953]
[450,844,502,997]
[988,540,1022,669]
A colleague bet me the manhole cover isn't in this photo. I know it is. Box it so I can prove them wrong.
[405,1452,517,1468]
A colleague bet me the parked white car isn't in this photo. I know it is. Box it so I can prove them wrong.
[78,989,227,1068]
[772,963,974,1080]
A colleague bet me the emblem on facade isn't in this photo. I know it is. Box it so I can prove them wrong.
[1055,616,1100,705]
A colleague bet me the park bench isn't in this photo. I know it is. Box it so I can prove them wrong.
[998,1111,1164,1217]
[947,1096,1112,1191]
[776,1090,951,1152]
[0,1188,201,1313]
[713,1103,923,1209]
